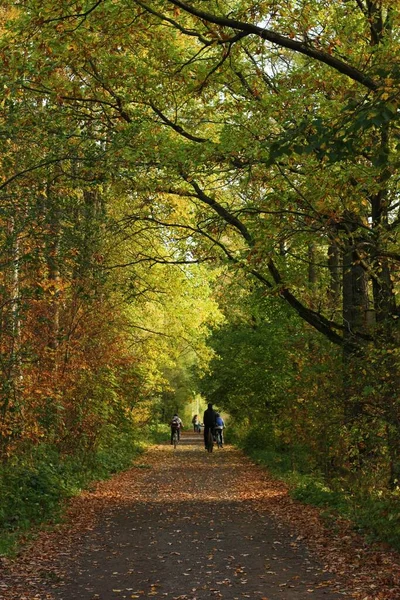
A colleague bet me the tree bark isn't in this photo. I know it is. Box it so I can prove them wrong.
[45,186,61,352]
[327,243,340,304]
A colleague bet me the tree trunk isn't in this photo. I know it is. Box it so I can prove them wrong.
[341,218,370,424]
[45,188,61,352]
[371,188,397,328]
[342,242,369,343]
[327,242,340,304]
[308,243,316,287]
[0,218,23,459]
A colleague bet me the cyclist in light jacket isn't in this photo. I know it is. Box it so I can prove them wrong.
[170,413,183,444]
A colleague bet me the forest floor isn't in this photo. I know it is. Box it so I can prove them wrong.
[1,432,400,600]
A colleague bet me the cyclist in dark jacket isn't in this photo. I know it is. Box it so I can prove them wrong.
[203,403,217,449]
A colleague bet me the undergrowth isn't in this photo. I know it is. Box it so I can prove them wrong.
[230,424,400,552]
[0,426,164,557]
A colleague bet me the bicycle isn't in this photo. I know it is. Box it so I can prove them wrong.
[206,427,214,453]
[215,428,223,448]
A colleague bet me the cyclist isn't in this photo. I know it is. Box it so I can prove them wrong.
[214,412,225,448]
[192,414,200,432]
[170,414,183,445]
[203,403,217,450]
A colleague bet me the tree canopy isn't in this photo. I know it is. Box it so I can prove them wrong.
[0,0,399,490]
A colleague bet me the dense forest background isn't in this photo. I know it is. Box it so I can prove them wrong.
[0,0,399,551]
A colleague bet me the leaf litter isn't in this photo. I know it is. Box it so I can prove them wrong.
[0,432,399,599]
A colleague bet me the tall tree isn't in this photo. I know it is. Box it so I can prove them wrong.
[2,0,399,483]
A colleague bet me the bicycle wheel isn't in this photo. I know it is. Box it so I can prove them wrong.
[173,430,178,449]
[207,428,214,453]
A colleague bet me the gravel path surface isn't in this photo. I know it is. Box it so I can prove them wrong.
[4,432,400,600]
[51,432,347,600]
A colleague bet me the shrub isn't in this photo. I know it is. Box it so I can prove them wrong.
[0,431,144,555]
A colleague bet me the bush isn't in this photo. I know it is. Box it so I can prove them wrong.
[230,422,313,476]
[234,422,400,551]
[0,431,145,556]
[290,478,349,512]
[146,423,170,444]
[350,494,400,550]
[0,452,64,531]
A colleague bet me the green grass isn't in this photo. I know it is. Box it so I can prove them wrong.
[0,430,148,557]
[232,426,400,552]
[0,531,21,557]
[146,423,170,444]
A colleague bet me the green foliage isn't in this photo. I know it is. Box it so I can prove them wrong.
[145,423,170,445]
[0,431,145,556]
[1,0,400,556]
[233,419,400,550]
[230,420,315,477]
[351,494,400,550]
[291,479,349,512]
[199,284,299,417]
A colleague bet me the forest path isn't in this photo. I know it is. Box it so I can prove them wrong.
[1,432,400,600]
[52,431,345,600]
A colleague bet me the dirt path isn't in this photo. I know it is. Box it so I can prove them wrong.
[1,432,400,600]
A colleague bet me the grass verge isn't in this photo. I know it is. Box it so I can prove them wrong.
[0,426,166,557]
[231,428,400,552]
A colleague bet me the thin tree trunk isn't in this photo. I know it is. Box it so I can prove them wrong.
[308,243,316,287]
[9,217,22,399]
[46,197,61,352]
[327,243,340,304]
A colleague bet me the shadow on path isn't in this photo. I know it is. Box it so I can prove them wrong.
[50,432,347,600]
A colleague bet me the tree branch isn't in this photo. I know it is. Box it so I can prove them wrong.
[0,156,78,191]
[162,0,378,90]
[116,214,238,263]
[354,0,367,14]
[135,0,248,46]
[43,0,104,24]
[378,251,400,262]
[149,102,208,143]
[185,177,254,243]
[129,324,174,337]
[182,178,354,346]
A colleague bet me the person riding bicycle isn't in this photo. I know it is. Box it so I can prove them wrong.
[192,414,200,432]
[170,414,183,444]
[214,412,225,448]
[203,403,217,450]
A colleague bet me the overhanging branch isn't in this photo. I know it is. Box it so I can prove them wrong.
[149,102,208,143]
[163,0,378,90]
[181,178,362,347]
